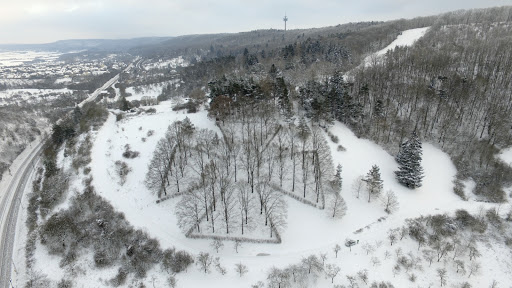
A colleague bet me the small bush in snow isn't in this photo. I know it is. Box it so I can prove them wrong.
[453,178,466,200]
[57,279,73,288]
[115,161,131,185]
[328,132,339,143]
[337,144,346,151]
[162,248,194,273]
[122,144,140,159]
[214,257,227,275]
[145,108,156,114]
[147,130,154,137]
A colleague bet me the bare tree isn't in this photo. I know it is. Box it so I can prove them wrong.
[235,262,248,277]
[468,261,481,278]
[468,244,481,261]
[362,243,375,255]
[214,257,227,275]
[236,182,252,235]
[266,190,287,238]
[399,227,408,240]
[301,255,323,275]
[422,249,435,267]
[327,190,347,219]
[380,190,399,214]
[454,260,466,275]
[346,275,358,288]
[233,239,242,253]
[388,228,398,246]
[334,244,341,258]
[274,127,288,188]
[325,264,341,283]
[211,239,224,253]
[145,138,173,197]
[352,175,366,199]
[437,268,447,286]
[357,269,369,285]
[319,253,327,267]
[432,240,453,262]
[196,252,213,273]
[176,190,204,233]
[267,267,290,288]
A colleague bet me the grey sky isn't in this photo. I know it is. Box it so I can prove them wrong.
[1,0,511,44]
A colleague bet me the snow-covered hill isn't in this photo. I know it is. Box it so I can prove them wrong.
[13,96,511,288]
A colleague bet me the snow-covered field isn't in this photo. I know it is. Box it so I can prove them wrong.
[0,51,61,67]
[0,88,77,107]
[15,97,511,287]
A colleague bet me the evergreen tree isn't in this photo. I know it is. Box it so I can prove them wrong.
[395,131,424,188]
[365,165,383,203]
[333,164,343,192]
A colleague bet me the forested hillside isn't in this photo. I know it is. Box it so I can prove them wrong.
[142,6,512,203]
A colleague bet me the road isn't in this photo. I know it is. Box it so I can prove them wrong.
[0,59,138,288]
[0,141,43,288]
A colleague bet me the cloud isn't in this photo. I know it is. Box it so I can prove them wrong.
[1,0,511,43]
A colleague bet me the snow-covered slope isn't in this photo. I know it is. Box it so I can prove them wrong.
[14,92,511,287]
[363,27,430,67]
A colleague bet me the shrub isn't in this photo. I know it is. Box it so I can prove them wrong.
[115,161,131,185]
[39,170,69,216]
[328,132,339,143]
[147,130,154,137]
[83,167,91,175]
[454,209,486,233]
[110,267,128,287]
[337,145,346,152]
[146,108,157,114]
[71,136,92,170]
[485,208,502,228]
[116,114,124,122]
[452,179,466,200]
[172,101,199,113]
[122,144,140,159]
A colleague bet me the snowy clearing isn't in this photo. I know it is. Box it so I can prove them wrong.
[499,146,512,167]
[363,27,430,67]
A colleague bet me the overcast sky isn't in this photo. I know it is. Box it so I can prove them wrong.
[1,0,512,44]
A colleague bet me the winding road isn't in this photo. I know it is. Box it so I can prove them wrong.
[0,58,139,288]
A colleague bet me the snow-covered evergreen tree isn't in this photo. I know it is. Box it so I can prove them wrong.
[365,165,383,203]
[395,131,424,188]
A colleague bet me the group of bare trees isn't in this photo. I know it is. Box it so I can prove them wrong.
[145,101,341,239]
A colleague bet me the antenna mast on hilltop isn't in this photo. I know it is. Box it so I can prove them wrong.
[283,13,288,31]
